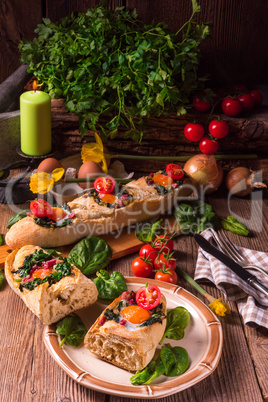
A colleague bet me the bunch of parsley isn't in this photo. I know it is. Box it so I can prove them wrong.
[19,1,209,141]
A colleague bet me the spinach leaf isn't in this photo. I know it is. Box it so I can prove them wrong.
[56,313,87,347]
[93,270,127,300]
[162,344,189,377]
[130,358,165,385]
[130,344,189,385]
[220,216,250,237]
[135,219,163,242]
[174,201,217,234]
[68,236,112,276]
[160,306,190,344]
[7,209,30,228]
[0,270,5,290]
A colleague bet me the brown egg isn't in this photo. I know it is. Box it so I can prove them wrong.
[37,158,62,173]
[78,161,104,189]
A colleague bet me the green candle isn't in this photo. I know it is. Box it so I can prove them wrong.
[20,83,51,156]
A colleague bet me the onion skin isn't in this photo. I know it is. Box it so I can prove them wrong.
[225,167,267,197]
[183,154,223,194]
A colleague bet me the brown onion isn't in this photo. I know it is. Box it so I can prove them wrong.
[225,167,267,197]
[183,154,223,194]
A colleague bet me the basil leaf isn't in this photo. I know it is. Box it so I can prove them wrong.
[56,313,87,347]
[67,236,112,276]
[220,216,250,236]
[7,209,30,229]
[135,219,163,242]
[93,270,127,300]
[174,201,217,234]
[160,306,190,344]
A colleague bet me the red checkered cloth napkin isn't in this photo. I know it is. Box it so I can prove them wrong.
[194,229,268,329]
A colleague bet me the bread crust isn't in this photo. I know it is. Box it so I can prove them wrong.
[5,177,192,248]
[5,245,98,325]
[84,293,167,371]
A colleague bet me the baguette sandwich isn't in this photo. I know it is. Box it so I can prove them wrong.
[6,169,192,249]
[5,245,98,325]
[84,287,167,371]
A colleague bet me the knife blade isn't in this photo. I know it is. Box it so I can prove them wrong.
[194,233,268,298]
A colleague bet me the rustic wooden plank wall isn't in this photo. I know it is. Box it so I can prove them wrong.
[1,0,268,86]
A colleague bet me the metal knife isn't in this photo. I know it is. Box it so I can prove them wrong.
[194,233,268,298]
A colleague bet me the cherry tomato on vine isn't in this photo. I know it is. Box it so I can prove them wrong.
[30,199,52,218]
[193,95,212,112]
[94,176,115,194]
[136,284,161,310]
[184,123,205,142]
[208,120,229,139]
[237,93,254,112]
[221,97,242,116]
[154,252,176,271]
[249,89,263,106]
[153,235,174,254]
[139,244,159,264]
[131,257,153,278]
[166,164,184,180]
[155,268,177,284]
[199,136,219,155]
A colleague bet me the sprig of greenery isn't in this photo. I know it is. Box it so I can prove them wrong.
[19,3,209,141]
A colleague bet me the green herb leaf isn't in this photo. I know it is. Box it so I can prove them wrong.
[56,313,87,347]
[160,306,190,344]
[174,201,217,234]
[67,236,112,276]
[93,270,127,300]
[162,344,189,376]
[135,219,163,242]
[0,270,5,290]
[220,216,250,236]
[7,209,30,229]
[130,357,165,385]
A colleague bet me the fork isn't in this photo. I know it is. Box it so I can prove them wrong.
[208,229,268,278]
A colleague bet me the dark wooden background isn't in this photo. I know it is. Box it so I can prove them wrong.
[1,0,268,87]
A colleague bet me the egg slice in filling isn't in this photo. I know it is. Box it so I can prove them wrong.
[120,305,151,330]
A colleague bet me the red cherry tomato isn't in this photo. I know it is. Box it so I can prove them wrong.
[237,93,254,112]
[193,95,212,112]
[199,136,219,155]
[131,257,153,278]
[154,252,176,271]
[155,268,177,284]
[139,245,159,264]
[153,235,174,254]
[30,199,52,218]
[94,176,115,194]
[184,123,205,142]
[249,89,263,106]
[208,120,229,139]
[166,164,184,180]
[136,284,161,310]
[221,97,242,116]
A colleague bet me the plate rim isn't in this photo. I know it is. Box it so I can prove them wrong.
[43,277,223,399]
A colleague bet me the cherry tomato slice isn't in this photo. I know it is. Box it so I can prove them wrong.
[166,164,184,180]
[136,284,161,310]
[152,174,173,186]
[30,199,52,218]
[94,176,115,194]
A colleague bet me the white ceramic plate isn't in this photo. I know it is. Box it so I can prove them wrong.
[43,278,223,399]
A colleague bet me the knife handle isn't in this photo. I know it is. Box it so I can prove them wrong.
[247,277,268,298]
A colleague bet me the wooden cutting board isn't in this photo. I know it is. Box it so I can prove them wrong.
[0,216,180,269]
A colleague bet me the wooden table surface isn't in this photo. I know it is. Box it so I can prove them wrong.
[0,174,267,402]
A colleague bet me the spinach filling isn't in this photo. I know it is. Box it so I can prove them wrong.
[11,249,72,292]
